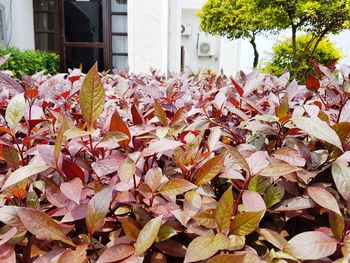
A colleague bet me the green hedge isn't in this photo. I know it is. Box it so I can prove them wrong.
[0,46,59,78]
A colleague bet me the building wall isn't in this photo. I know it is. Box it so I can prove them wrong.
[128,0,169,74]
[181,8,221,72]
[0,0,35,50]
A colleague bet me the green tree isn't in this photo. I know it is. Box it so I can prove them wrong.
[198,0,350,77]
[197,0,277,68]
[255,0,350,77]
[263,35,341,82]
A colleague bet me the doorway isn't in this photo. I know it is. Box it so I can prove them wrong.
[59,0,110,72]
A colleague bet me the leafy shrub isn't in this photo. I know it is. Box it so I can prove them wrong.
[0,46,59,78]
[0,61,350,262]
[264,35,341,82]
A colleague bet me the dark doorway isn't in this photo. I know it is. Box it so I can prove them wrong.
[59,0,110,72]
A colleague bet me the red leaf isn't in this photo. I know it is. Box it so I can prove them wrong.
[231,79,244,96]
[109,110,131,151]
[62,159,85,181]
[131,103,144,125]
[305,75,320,91]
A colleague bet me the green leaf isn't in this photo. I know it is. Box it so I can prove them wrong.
[64,128,91,140]
[194,155,225,185]
[86,187,113,234]
[332,163,350,201]
[79,63,105,129]
[159,178,197,197]
[157,225,177,242]
[154,100,168,127]
[100,131,129,143]
[118,157,136,183]
[230,210,264,236]
[284,231,337,260]
[264,184,285,208]
[5,93,25,129]
[2,164,49,190]
[184,233,230,263]
[215,186,233,233]
[329,211,345,241]
[293,117,343,151]
[17,207,73,245]
[54,116,68,164]
[134,216,163,256]
[276,95,289,118]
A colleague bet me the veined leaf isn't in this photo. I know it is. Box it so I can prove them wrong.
[307,186,341,215]
[118,217,140,241]
[194,155,225,185]
[258,162,297,177]
[264,184,285,208]
[257,228,288,250]
[184,233,230,263]
[5,93,25,129]
[86,187,113,234]
[159,179,197,197]
[284,231,337,260]
[118,157,136,183]
[109,109,131,151]
[154,100,168,127]
[225,145,249,174]
[96,244,134,263]
[64,128,91,140]
[2,164,49,190]
[134,216,163,256]
[293,117,343,151]
[57,245,87,263]
[2,145,20,170]
[17,207,73,245]
[79,63,105,129]
[215,186,233,233]
[332,163,350,201]
[230,210,264,236]
[54,116,68,163]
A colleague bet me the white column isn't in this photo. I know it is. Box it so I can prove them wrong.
[128,0,169,74]
[168,0,181,72]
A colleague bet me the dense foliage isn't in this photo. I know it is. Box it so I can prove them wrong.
[0,47,59,78]
[197,0,276,68]
[264,35,341,82]
[1,59,350,262]
[198,0,350,73]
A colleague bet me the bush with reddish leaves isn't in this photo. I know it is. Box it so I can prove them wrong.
[0,59,350,263]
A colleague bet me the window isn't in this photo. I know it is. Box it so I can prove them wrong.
[33,0,57,52]
[33,0,129,71]
[110,0,128,71]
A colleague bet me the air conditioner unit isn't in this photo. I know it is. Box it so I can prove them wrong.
[197,32,215,56]
[181,25,192,36]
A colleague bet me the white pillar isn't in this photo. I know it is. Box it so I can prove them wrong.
[128,0,169,74]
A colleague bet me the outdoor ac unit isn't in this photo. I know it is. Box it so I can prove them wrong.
[197,32,215,56]
[181,25,192,36]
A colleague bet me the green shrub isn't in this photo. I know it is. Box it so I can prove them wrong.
[263,35,341,82]
[0,46,59,78]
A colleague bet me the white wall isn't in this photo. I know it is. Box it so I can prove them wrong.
[168,0,181,72]
[181,8,220,72]
[0,0,35,49]
[128,0,169,74]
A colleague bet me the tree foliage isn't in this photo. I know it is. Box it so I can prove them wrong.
[198,0,276,68]
[264,35,341,82]
[198,0,350,76]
